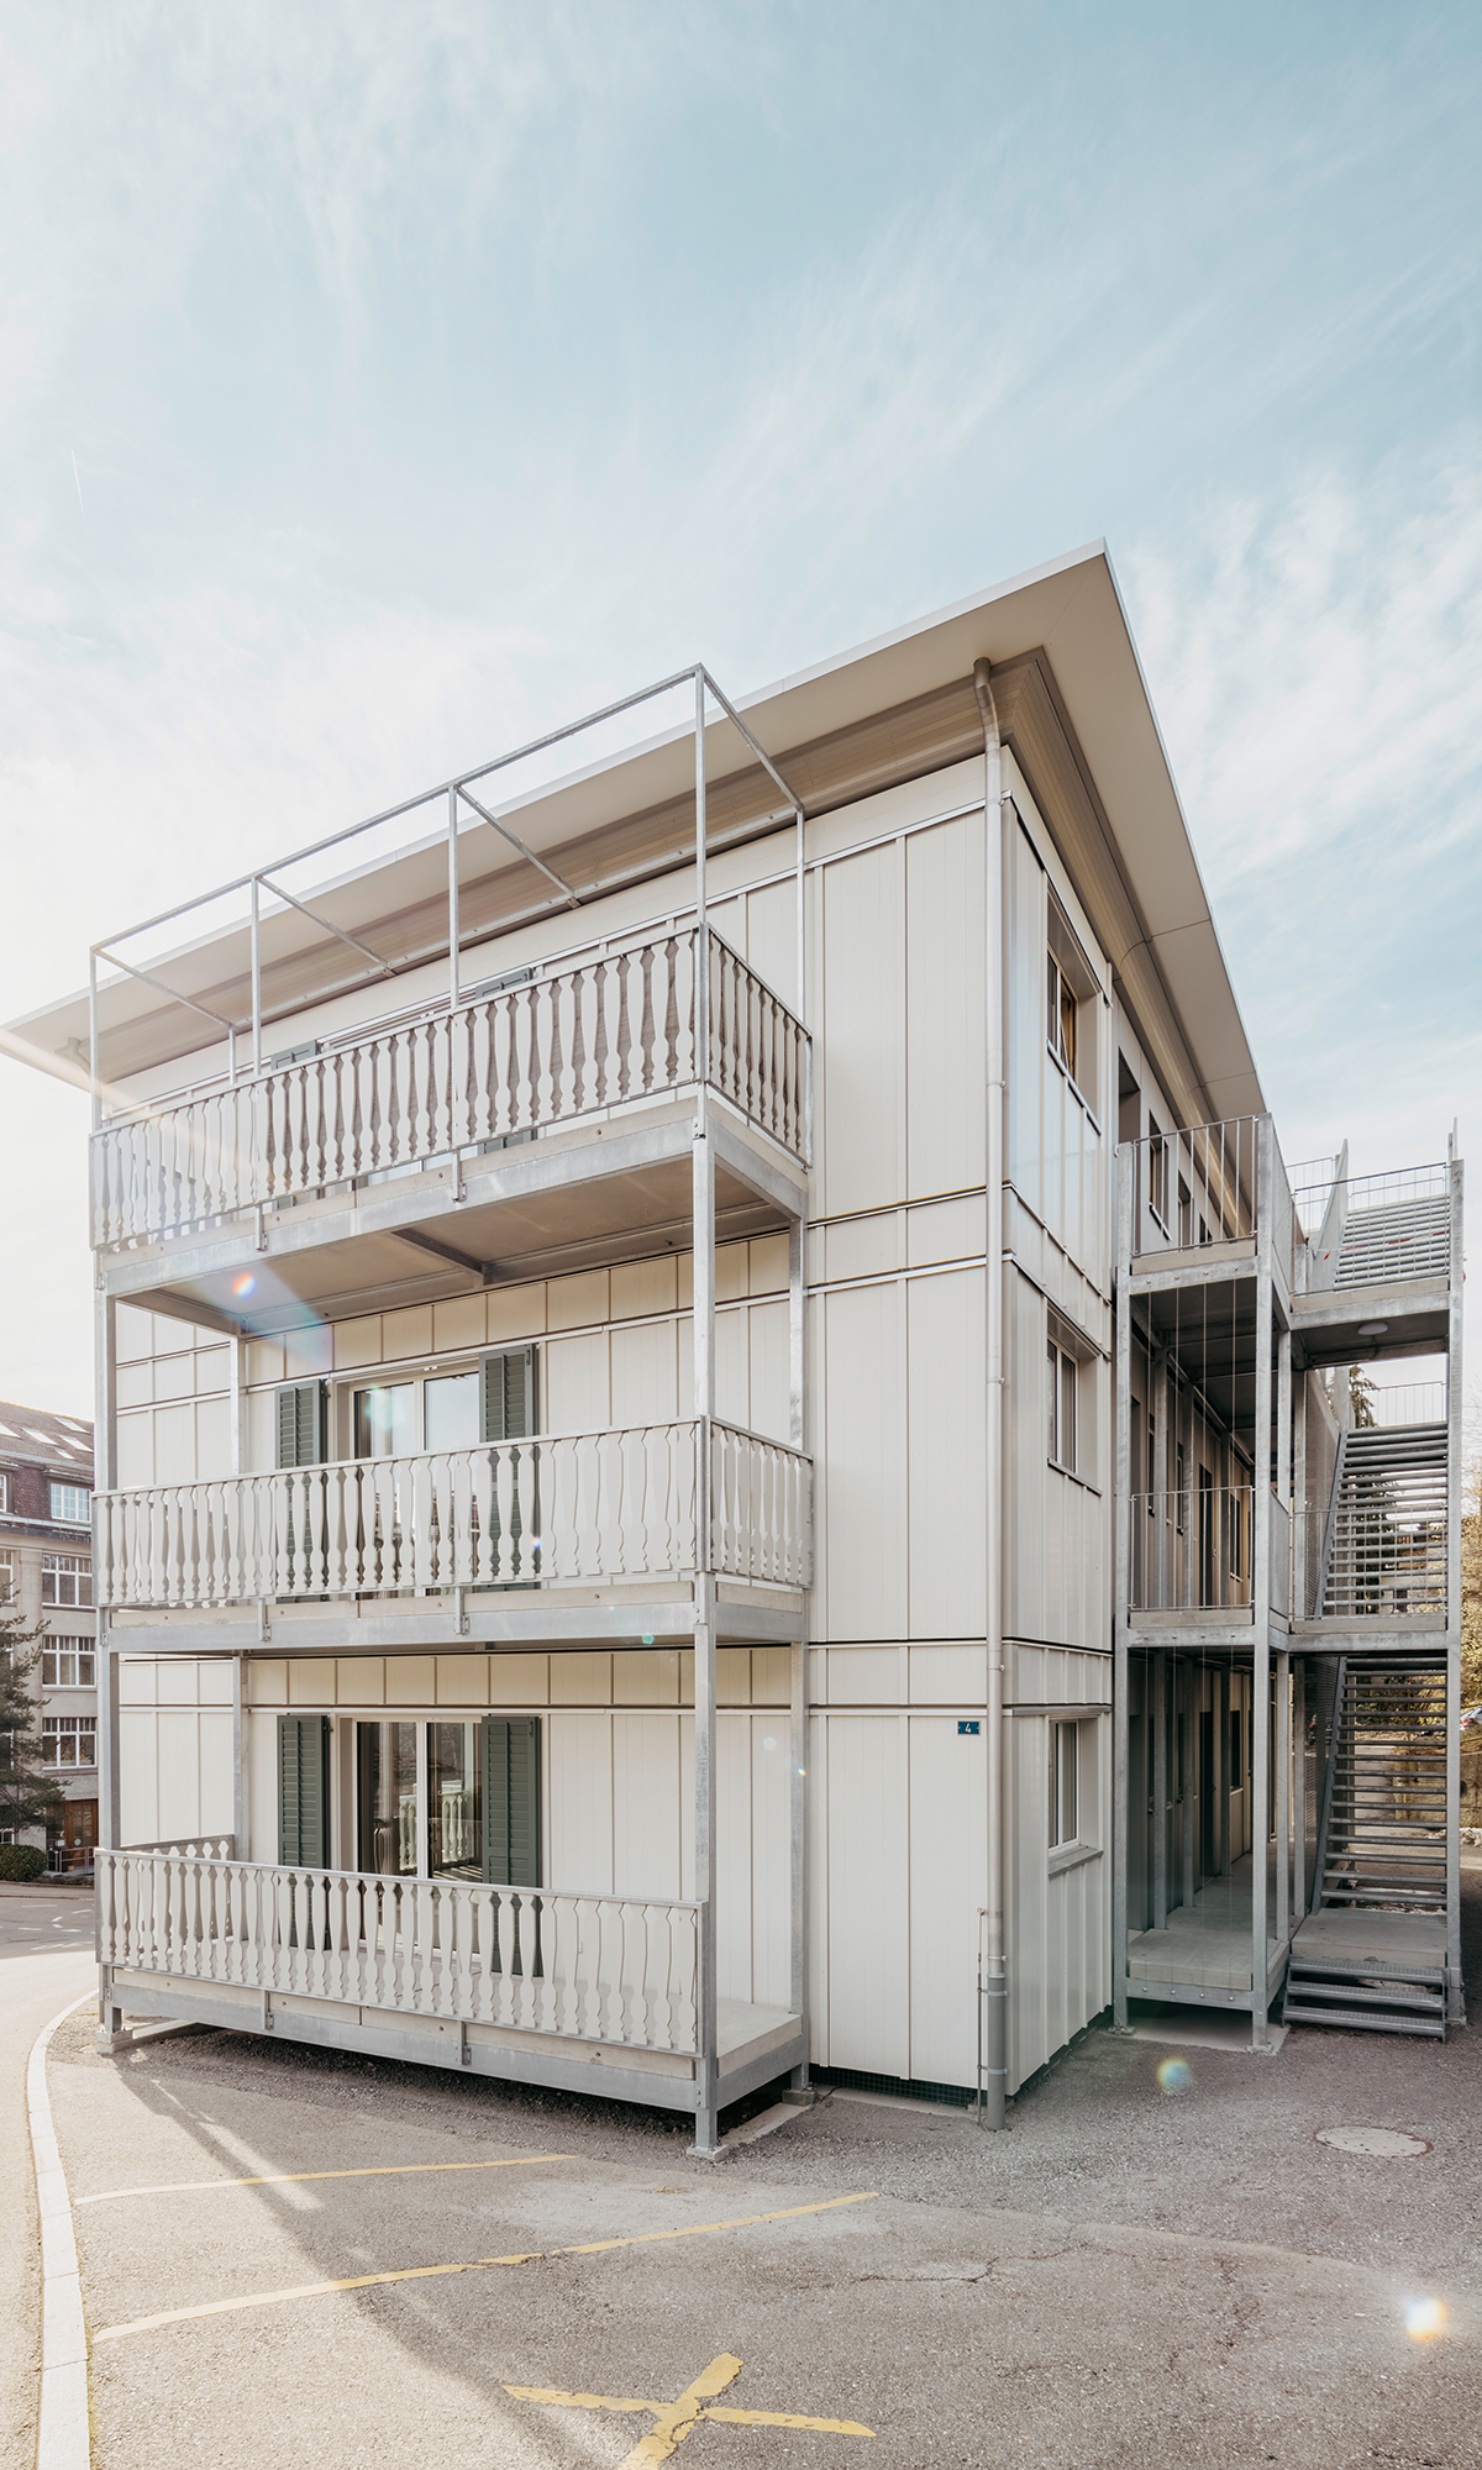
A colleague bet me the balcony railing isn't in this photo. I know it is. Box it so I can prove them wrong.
[91,926,809,1248]
[95,1418,812,1610]
[1125,1117,1264,1257]
[97,1847,700,2056]
[1128,1485,1254,1614]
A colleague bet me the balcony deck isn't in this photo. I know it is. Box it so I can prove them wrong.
[97,1417,812,1651]
[92,927,809,1324]
[97,1848,804,2118]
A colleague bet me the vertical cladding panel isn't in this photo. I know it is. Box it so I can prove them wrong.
[1007,1714,1049,2093]
[609,1319,679,1429]
[247,1708,278,1862]
[907,1268,986,1641]
[152,1404,196,1485]
[807,1709,829,2060]
[1005,821,1046,1227]
[118,1709,160,1846]
[749,1711,792,2011]
[746,1299,790,1446]
[822,1714,910,2077]
[715,1307,750,1429]
[195,1395,233,1482]
[116,1414,153,1488]
[197,1710,235,1834]
[906,816,987,1197]
[156,1709,201,1839]
[611,1713,682,1901]
[819,1283,906,1643]
[1003,1270,1045,1649]
[716,1712,755,2005]
[820,841,905,1219]
[908,1716,986,2089]
[543,1332,611,1438]
[548,1712,613,1895]
[742,874,801,1017]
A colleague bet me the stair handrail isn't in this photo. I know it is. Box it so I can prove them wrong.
[1310,1655,1348,1916]
[1304,1139,1349,1290]
[1314,1430,1351,1621]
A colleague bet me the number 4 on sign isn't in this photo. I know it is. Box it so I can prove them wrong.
[505,2350,875,2463]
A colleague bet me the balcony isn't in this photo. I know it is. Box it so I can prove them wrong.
[91,925,809,1254]
[1128,1484,1290,1627]
[95,1419,812,1619]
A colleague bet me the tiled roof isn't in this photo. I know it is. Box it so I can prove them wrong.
[0,1401,94,1474]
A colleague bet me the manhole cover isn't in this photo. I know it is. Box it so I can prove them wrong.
[1315,2126,1431,2157]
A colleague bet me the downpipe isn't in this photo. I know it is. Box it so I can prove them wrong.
[974,657,1008,2129]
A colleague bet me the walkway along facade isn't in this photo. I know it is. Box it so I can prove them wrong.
[7,547,1465,2145]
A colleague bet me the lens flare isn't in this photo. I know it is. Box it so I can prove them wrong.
[1156,2056,1193,2095]
[1404,2298,1447,2342]
[231,1271,257,1299]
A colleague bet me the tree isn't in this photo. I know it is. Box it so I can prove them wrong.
[1349,1365,1378,1428]
[0,1608,66,1840]
[1463,1459,1482,1708]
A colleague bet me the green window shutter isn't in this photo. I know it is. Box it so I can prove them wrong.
[481,1348,537,1443]
[482,1714,542,1885]
[276,1382,327,1468]
[278,1713,331,1867]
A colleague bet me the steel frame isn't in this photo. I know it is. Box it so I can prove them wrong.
[87,664,815,2155]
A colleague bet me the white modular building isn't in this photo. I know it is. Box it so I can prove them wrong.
[11,544,1463,2142]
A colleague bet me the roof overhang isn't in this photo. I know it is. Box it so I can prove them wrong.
[4,542,1262,1128]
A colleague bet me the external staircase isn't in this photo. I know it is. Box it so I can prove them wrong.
[1332,1193,1452,1290]
[1283,1657,1450,2038]
[1318,1423,1448,1624]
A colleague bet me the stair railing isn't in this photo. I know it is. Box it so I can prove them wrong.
[1309,1655,1348,1916]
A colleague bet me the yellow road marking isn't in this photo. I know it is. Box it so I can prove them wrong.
[507,2351,875,2459]
[92,2190,879,2344]
[76,2153,573,2205]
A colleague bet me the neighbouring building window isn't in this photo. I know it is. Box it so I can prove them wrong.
[43,1713,96,1768]
[41,1554,92,1608]
[42,1641,95,1689]
[49,1484,91,1525]
[0,1473,8,1513]
[1047,1339,1078,1474]
[1049,1721,1080,1850]
[0,1552,13,1602]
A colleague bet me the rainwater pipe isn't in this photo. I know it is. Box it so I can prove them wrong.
[974,656,1007,2129]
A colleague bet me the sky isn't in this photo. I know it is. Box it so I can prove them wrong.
[0,0,1478,1423]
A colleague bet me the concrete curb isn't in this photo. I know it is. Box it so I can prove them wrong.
[26,1995,93,2470]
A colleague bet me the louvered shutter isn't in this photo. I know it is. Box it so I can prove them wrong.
[482,1715,542,1885]
[278,1714,331,1867]
[276,1382,328,1468]
[480,1348,536,1442]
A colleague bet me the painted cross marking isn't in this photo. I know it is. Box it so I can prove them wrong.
[505,2350,875,2462]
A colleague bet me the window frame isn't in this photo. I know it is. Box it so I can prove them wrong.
[41,1553,93,1609]
[1048,1719,1081,1852]
[42,1712,97,1768]
[42,1641,96,1690]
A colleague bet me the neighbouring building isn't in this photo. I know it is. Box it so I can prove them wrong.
[0,1403,98,1871]
[8,545,1464,2141]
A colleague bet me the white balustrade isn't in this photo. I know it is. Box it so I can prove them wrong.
[96,1419,812,1609]
[92,927,809,1246]
[96,1849,700,2055]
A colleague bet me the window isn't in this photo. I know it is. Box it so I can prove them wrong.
[1148,1120,1169,1227]
[1146,1413,1157,1501]
[49,1484,91,1525]
[1229,1708,1244,1792]
[42,1642,95,1689]
[356,1721,419,1875]
[1049,1721,1080,1850]
[1047,1339,1079,1474]
[0,1473,8,1513]
[352,1350,538,1461]
[42,1554,92,1608]
[1047,950,1078,1082]
[1175,1442,1186,1533]
[0,1552,13,1603]
[43,1713,96,1768]
[1229,1490,1246,1581]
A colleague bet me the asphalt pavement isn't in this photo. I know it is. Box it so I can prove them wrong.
[14,1869,1482,2467]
